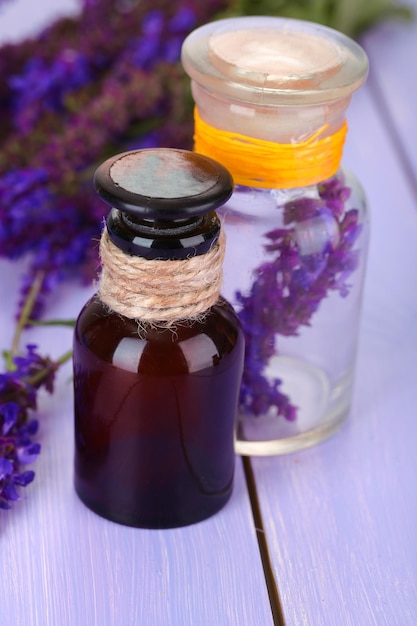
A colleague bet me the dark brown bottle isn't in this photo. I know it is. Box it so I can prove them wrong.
[73,148,244,528]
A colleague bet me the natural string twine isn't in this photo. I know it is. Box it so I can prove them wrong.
[98,227,225,325]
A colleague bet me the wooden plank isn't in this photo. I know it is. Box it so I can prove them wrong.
[0,0,79,44]
[362,0,417,183]
[251,46,417,626]
[0,271,274,626]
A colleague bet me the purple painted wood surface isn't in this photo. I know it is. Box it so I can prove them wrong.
[251,3,417,624]
[0,273,274,626]
[362,2,417,184]
[2,0,417,624]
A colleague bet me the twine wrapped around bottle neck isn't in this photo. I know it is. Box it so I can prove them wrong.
[194,107,347,189]
[98,227,225,324]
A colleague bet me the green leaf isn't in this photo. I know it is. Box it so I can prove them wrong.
[230,0,414,37]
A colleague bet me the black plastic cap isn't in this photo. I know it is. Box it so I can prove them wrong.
[94,148,233,220]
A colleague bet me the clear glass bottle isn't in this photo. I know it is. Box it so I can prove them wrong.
[182,17,369,455]
[73,148,244,528]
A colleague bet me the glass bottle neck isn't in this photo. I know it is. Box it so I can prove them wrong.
[191,82,350,144]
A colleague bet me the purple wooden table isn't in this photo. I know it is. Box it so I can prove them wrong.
[1,1,417,624]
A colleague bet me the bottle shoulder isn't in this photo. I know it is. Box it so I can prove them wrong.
[74,294,243,376]
[219,167,369,226]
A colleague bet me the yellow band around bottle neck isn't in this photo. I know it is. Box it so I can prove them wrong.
[193,107,347,189]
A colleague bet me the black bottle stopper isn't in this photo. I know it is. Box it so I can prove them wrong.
[93,148,234,260]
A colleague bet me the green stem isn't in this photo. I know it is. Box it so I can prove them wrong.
[27,319,76,328]
[3,269,73,385]
[27,349,73,388]
[55,349,73,366]
[10,270,45,363]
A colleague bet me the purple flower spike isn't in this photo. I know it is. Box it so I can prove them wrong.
[2,480,20,503]
[0,457,13,480]
[169,7,196,33]
[0,402,18,435]
[13,470,35,487]
[237,174,363,421]
[17,443,41,465]
[0,344,57,509]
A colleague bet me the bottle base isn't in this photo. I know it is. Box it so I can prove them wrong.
[74,481,233,529]
[235,356,352,456]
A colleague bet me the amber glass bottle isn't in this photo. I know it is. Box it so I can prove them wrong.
[73,148,244,528]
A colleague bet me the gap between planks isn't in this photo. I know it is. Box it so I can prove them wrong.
[366,66,417,203]
[241,456,286,626]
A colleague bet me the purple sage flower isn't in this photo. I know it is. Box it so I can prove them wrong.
[0,345,58,509]
[237,174,362,420]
